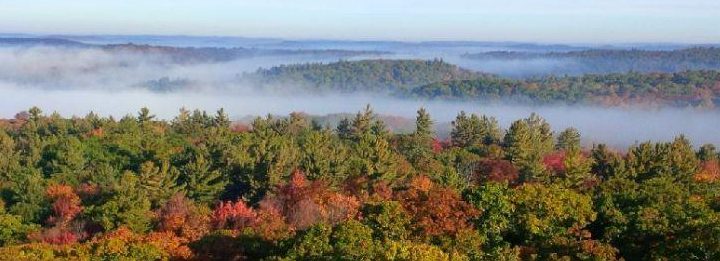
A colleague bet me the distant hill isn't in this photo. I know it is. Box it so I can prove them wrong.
[409,70,720,108]
[241,59,484,93]
[462,47,720,75]
[0,37,386,64]
[100,43,386,64]
[0,37,89,47]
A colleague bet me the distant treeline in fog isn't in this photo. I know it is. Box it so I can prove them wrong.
[0,37,385,64]
[241,59,483,93]
[462,47,720,75]
[239,60,720,108]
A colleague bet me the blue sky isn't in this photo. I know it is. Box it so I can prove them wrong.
[1,0,718,43]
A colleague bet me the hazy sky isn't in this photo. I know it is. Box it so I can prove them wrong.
[1,0,718,43]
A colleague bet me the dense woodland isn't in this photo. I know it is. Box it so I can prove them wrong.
[242,59,482,93]
[244,59,720,108]
[411,70,720,108]
[0,106,719,260]
[462,47,720,75]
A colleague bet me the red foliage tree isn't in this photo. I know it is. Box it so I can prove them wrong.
[30,227,79,245]
[212,199,257,230]
[46,184,83,227]
[543,151,567,174]
[474,159,520,186]
[156,194,211,241]
[262,170,360,231]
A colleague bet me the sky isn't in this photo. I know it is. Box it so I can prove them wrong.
[0,0,719,43]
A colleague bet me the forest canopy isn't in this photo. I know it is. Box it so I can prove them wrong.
[0,106,719,260]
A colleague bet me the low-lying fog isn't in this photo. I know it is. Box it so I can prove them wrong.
[1,45,717,148]
[0,46,354,91]
[0,85,717,148]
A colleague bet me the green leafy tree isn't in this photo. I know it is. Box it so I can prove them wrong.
[511,184,596,248]
[463,183,514,248]
[0,200,36,246]
[361,201,412,242]
[330,220,379,260]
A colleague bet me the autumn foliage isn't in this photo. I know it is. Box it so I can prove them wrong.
[1,107,718,260]
[395,176,479,238]
[46,185,83,227]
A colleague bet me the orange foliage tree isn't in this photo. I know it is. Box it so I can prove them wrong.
[394,176,479,239]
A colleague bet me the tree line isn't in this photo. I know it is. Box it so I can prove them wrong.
[240,59,720,109]
[0,106,719,260]
[462,47,720,75]
[410,70,720,108]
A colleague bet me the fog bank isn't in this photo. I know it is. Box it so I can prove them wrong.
[0,85,717,148]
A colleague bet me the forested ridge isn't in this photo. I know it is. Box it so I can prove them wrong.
[241,59,720,108]
[0,37,383,64]
[462,47,720,74]
[410,70,720,108]
[101,44,384,64]
[241,59,482,93]
[0,106,719,260]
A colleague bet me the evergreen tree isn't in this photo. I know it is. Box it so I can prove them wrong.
[451,111,501,148]
[179,154,228,205]
[450,111,479,148]
[213,108,231,129]
[336,118,352,140]
[556,127,581,151]
[137,107,155,124]
[137,161,184,206]
[351,105,374,139]
[503,114,554,183]
[28,107,42,122]
[414,107,434,140]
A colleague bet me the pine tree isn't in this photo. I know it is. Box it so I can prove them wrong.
[299,131,348,184]
[137,107,155,124]
[351,105,374,139]
[414,107,434,140]
[561,148,594,190]
[556,127,581,151]
[451,111,502,148]
[28,107,42,122]
[451,111,477,147]
[591,144,626,180]
[179,154,228,205]
[213,108,231,129]
[504,114,554,183]
[137,160,184,206]
[351,133,398,182]
[336,118,352,140]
